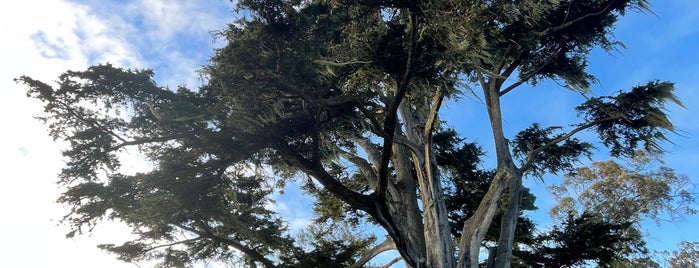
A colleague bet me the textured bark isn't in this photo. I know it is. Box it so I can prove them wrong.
[457,74,519,268]
[400,97,456,268]
[387,142,427,267]
[457,170,511,268]
[494,174,523,268]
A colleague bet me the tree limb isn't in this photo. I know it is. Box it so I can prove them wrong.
[143,237,203,253]
[381,257,402,268]
[377,8,419,200]
[519,116,617,173]
[536,0,618,37]
[355,137,382,168]
[393,135,424,163]
[172,223,278,268]
[499,48,560,97]
[270,137,375,211]
[109,135,183,151]
[329,142,378,186]
[349,238,397,268]
[423,88,445,141]
[312,59,372,67]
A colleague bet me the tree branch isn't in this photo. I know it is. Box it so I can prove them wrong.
[377,8,419,199]
[329,142,378,186]
[356,137,382,168]
[270,137,375,211]
[357,105,386,137]
[56,98,128,143]
[536,0,618,37]
[499,48,559,97]
[393,135,424,163]
[312,59,372,67]
[349,238,397,268]
[172,223,277,268]
[143,237,202,253]
[423,88,445,141]
[109,135,183,151]
[519,117,617,173]
[381,257,402,268]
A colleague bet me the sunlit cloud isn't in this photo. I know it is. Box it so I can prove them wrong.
[0,0,232,267]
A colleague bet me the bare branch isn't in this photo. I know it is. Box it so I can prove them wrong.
[349,238,397,268]
[381,257,402,268]
[271,137,376,211]
[499,48,560,97]
[356,137,382,168]
[393,135,424,163]
[423,87,445,141]
[329,142,378,186]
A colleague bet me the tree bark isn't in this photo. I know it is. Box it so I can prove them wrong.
[494,173,523,268]
[457,169,511,268]
[386,142,427,267]
[400,98,456,268]
[457,74,520,268]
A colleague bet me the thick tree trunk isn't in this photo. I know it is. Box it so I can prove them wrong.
[456,169,511,268]
[358,139,426,267]
[414,153,455,268]
[400,101,456,268]
[494,174,523,268]
[387,143,427,266]
[457,75,520,268]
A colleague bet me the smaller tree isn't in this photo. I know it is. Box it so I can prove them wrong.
[515,211,644,268]
[548,151,696,265]
[549,151,696,224]
[667,241,699,268]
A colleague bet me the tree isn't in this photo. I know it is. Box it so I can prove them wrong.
[515,211,645,268]
[549,151,696,225]
[548,151,696,265]
[18,0,681,267]
[667,241,699,268]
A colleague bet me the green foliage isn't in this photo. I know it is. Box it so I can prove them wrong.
[289,222,376,267]
[548,154,696,267]
[516,212,644,268]
[549,154,696,224]
[667,241,699,268]
[435,128,538,244]
[577,81,682,156]
[511,123,594,177]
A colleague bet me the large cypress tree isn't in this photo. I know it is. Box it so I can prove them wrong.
[19,0,683,267]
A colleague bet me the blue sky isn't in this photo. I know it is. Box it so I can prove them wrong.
[1,0,697,267]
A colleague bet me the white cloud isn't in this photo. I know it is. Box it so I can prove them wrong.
[0,0,143,266]
[0,0,231,266]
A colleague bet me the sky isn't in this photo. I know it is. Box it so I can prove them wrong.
[0,0,697,267]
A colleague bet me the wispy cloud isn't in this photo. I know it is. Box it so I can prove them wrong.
[63,0,234,87]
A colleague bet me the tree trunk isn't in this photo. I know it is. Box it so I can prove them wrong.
[456,169,511,268]
[387,143,427,266]
[400,101,456,268]
[494,174,523,268]
[457,75,520,268]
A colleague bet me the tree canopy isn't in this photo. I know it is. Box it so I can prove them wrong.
[18,0,690,267]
